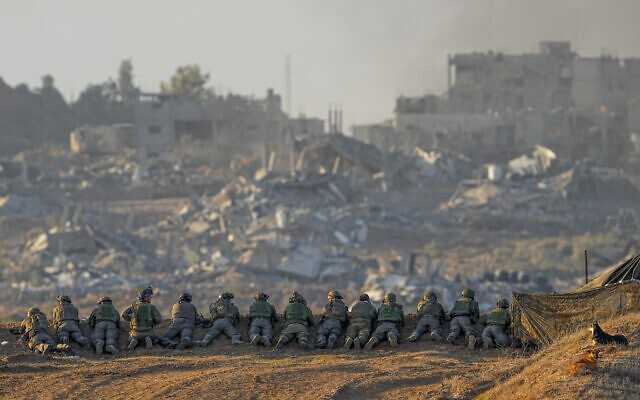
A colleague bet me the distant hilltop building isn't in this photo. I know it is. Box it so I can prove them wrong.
[355,41,640,165]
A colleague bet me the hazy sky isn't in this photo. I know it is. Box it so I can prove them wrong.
[2,1,640,129]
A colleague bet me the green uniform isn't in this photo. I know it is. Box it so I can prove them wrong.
[481,308,511,348]
[316,299,348,348]
[277,302,314,349]
[409,299,445,341]
[345,300,377,348]
[248,299,277,346]
[122,301,162,350]
[200,299,242,345]
[447,297,480,343]
[19,312,69,354]
[88,302,120,354]
[366,303,404,349]
[52,301,89,346]
[161,302,202,348]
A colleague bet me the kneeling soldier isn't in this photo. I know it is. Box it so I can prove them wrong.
[52,295,89,348]
[199,292,242,346]
[482,298,511,349]
[88,297,120,355]
[273,291,314,351]
[343,293,377,351]
[364,293,404,350]
[407,291,445,342]
[248,292,277,346]
[18,307,70,354]
[446,288,480,349]
[161,293,202,349]
[316,290,348,349]
[122,286,162,351]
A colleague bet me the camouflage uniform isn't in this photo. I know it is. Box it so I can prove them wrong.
[364,293,404,350]
[161,293,203,349]
[274,292,314,351]
[122,287,162,351]
[199,292,242,346]
[88,297,120,355]
[19,308,70,354]
[248,292,278,346]
[343,293,377,350]
[482,298,511,349]
[316,290,348,349]
[407,292,445,342]
[447,288,480,349]
[51,295,89,347]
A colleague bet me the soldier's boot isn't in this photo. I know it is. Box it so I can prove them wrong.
[407,333,419,342]
[353,337,362,351]
[300,336,314,350]
[273,337,287,352]
[431,331,443,342]
[467,335,477,350]
[231,335,243,345]
[364,337,378,351]
[95,340,104,355]
[262,336,272,347]
[37,343,51,355]
[198,335,213,347]
[315,336,327,349]
[388,334,399,347]
[343,336,354,350]
[327,335,338,349]
[127,338,139,352]
[78,336,91,349]
[55,343,70,352]
[446,333,457,344]
[177,338,191,350]
[250,335,261,346]
[60,335,70,345]
[483,340,490,350]
[145,336,153,349]
[105,345,119,355]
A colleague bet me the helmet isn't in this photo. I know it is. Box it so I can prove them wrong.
[423,291,437,301]
[255,292,269,301]
[461,288,475,299]
[179,293,192,303]
[359,293,370,302]
[57,295,72,303]
[97,296,112,304]
[497,298,509,309]
[327,290,342,300]
[27,307,41,317]
[219,292,234,300]
[384,293,397,303]
[288,291,305,304]
[138,286,154,302]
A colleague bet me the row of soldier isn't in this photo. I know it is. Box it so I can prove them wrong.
[16,286,512,355]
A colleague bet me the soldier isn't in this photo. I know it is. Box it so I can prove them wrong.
[407,291,446,342]
[160,293,203,350]
[248,292,278,346]
[18,307,70,354]
[364,293,404,350]
[273,291,314,351]
[87,296,120,355]
[446,287,480,349]
[51,295,89,347]
[198,292,242,346]
[316,289,348,349]
[481,298,511,349]
[122,286,162,351]
[343,293,377,351]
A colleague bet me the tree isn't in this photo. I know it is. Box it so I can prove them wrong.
[160,64,210,99]
[117,59,139,101]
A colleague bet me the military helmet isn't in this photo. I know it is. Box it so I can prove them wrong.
[98,296,112,304]
[384,293,397,303]
[219,292,234,300]
[138,286,154,301]
[327,289,342,299]
[27,307,41,316]
[359,293,370,302]
[288,291,304,304]
[461,288,475,299]
[423,291,437,301]
[255,292,269,301]
[179,293,192,303]
[497,298,509,309]
[57,295,72,303]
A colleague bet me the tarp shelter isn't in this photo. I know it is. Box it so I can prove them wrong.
[512,254,640,346]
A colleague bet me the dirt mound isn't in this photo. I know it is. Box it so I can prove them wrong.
[478,313,640,400]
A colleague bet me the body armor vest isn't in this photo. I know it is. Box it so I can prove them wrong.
[249,300,273,319]
[418,301,443,318]
[487,308,508,326]
[172,302,196,322]
[285,302,309,324]
[95,303,118,322]
[350,301,375,321]
[211,301,236,320]
[451,298,473,316]
[378,304,402,322]
[325,300,347,322]
[58,303,79,321]
[133,303,155,330]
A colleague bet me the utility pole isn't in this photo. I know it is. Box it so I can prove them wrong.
[584,250,589,284]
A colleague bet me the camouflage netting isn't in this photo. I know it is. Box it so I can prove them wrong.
[512,281,640,346]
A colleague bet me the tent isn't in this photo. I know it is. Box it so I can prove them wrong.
[512,253,640,346]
